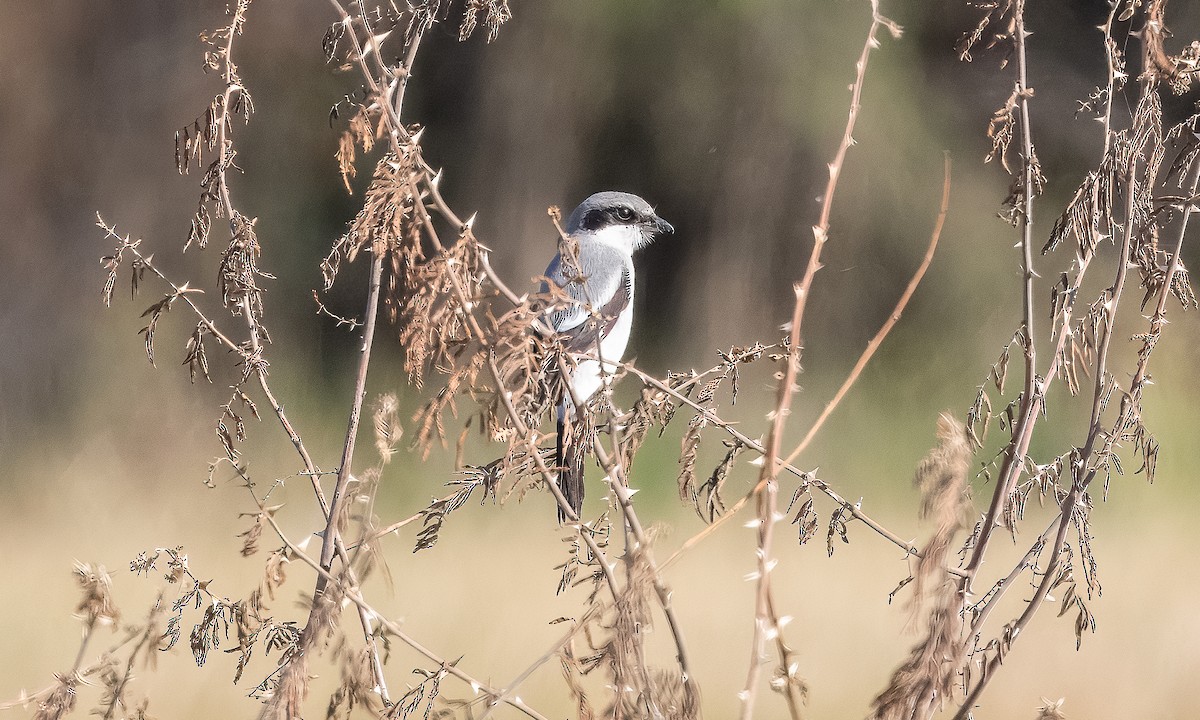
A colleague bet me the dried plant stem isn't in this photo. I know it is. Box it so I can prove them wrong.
[242,294,329,511]
[391,182,633,629]
[954,127,1148,720]
[100,224,328,508]
[184,4,403,706]
[260,510,552,720]
[316,250,384,576]
[98,616,160,720]
[210,3,322,509]
[645,360,957,574]
[71,623,97,678]
[964,124,1200,712]
[594,438,696,692]
[1099,4,1121,148]
[648,172,958,575]
[286,5,428,705]
[320,9,620,616]
[748,149,946,719]
[952,509,1076,719]
[1137,161,1200,371]
[801,0,900,329]
[349,488,465,547]
[329,1,436,242]
[213,2,247,220]
[385,146,633,660]
[0,620,150,713]
[967,512,1062,638]
[737,12,900,712]
[961,0,1038,588]
[475,603,605,720]
[782,154,951,467]
[101,239,237,350]
[739,290,805,720]
[103,230,394,703]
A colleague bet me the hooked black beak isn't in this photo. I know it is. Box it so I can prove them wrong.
[653,215,674,236]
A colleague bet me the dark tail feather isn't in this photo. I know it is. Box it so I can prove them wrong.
[556,416,584,522]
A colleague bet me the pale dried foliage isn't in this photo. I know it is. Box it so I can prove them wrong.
[73,563,121,630]
[912,415,972,602]
[15,0,1199,719]
[1035,697,1068,720]
[869,415,971,720]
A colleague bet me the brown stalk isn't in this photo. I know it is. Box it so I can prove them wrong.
[966,512,1062,639]
[336,23,695,698]
[1128,145,1200,391]
[642,359,964,577]
[208,2,401,704]
[258,508,552,720]
[214,7,246,224]
[926,8,1160,716]
[943,4,1126,640]
[953,78,1155,718]
[960,0,1038,590]
[738,289,804,720]
[740,4,901,716]
[303,6,441,703]
[314,249,383,575]
[656,156,954,576]
[782,153,951,467]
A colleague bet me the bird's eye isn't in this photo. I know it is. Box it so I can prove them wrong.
[614,207,635,221]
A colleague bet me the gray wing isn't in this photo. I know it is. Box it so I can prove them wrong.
[542,242,629,344]
[542,251,590,334]
[560,270,630,354]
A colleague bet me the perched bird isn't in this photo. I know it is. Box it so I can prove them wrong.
[541,191,674,520]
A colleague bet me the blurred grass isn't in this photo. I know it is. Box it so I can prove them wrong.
[4,313,1199,717]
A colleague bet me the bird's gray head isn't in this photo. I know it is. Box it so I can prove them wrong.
[565,191,674,251]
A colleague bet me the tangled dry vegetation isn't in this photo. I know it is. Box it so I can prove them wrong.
[9,0,1200,718]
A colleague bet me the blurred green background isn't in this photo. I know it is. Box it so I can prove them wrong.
[3,0,1200,718]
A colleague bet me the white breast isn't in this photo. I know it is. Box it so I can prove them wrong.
[568,264,634,405]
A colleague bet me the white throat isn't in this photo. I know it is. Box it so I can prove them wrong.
[584,223,641,255]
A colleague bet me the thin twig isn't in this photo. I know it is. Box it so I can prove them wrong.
[739,289,805,720]
[475,604,604,720]
[260,510,552,720]
[783,154,950,467]
[953,72,1154,718]
[315,248,384,576]
[961,0,1039,589]
[740,8,901,715]
[637,359,960,575]
[967,512,1062,638]
[646,161,956,574]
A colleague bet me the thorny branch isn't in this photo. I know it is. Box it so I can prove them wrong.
[257,507,552,720]
[82,0,1200,718]
[925,1,1199,717]
[741,3,902,717]
[782,153,951,466]
[960,0,1040,592]
[322,2,691,714]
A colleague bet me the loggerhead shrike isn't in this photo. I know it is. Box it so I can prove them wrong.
[541,191,674,521]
